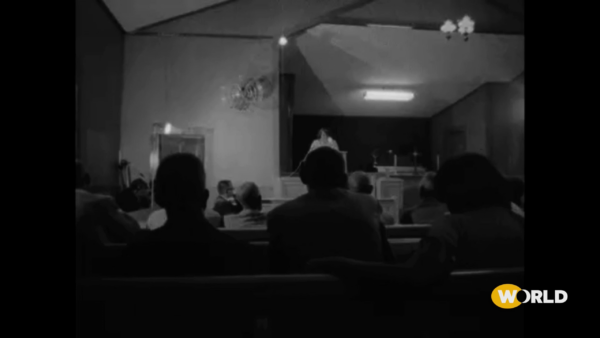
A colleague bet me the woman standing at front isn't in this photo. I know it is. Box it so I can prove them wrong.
[309,128,339,152]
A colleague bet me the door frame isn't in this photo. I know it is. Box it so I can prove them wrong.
[158,134,205,162]
[149,123,215,207]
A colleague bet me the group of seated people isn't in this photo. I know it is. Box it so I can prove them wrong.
[145,179,266,230]
[76,146,524,284]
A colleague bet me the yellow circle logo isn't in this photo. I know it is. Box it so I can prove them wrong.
[492,284,522,309]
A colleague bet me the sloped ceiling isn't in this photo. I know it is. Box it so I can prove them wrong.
[140,0,359,37]
[103,0,230,32]
[104,0,523,36]
[292,24,524,117]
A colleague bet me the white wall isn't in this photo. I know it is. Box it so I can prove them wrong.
[120,36,279,204]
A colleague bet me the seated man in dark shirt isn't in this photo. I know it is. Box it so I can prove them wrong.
[267,147,387,273]
[122,153,257,277]
[213,180,243,217]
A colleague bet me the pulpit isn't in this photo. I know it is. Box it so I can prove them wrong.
[366,171,425,214]
[376,177,404,211]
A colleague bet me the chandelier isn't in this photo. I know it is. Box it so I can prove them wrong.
[441,16,475,41]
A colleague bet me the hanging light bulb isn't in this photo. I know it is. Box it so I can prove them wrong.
[278,36,288,46]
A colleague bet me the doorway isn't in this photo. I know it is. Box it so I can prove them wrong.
[159,134,205,162]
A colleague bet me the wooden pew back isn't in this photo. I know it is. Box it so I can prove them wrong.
[77,268,524,337]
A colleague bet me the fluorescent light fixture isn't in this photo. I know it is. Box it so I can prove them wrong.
[367,24,412,29]
[364,90,414,101]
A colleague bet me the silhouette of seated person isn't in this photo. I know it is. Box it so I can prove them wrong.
[308,153,524,285]
[213,180,243,217]
[76,160,141,277]
[400,172,448,224]
[223,182,267,228]
[76,160,140,245]
[267,147,387,274]
[121,153,256,277]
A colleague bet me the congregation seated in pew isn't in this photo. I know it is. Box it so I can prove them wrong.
[120,153,260,277]
[77,150,522,281]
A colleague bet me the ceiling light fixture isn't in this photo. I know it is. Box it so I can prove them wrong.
[367,24,412,29]
[441,16,475,41]
[364,90,414,101]
[278,36,288,46]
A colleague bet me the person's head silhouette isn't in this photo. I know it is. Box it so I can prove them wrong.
[435,153,511,214]
[154,153,209,214]
[301,147,347,190]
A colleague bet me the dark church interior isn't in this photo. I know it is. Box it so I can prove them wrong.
[76,1,527,336]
